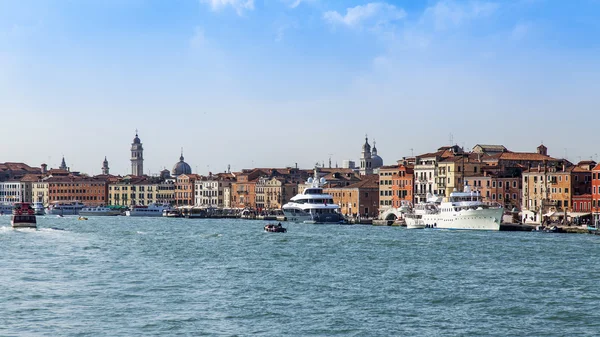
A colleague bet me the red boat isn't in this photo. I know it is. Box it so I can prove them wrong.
[11,202,37,229]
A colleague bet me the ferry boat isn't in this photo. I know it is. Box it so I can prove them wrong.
[79,206,122,217]
[421,185,503,230]
[282,167,344,224]
[11,202,37,229]
[32,202,46,215]
[0,203,13,215]
[126,203,174,217]
[46,201,86,215]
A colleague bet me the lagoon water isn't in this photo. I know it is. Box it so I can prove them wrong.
[2,216,600,336]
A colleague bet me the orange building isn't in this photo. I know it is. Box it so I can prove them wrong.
[391,164,414,208]
[47,176,108,206]
[464,171,521,210]
[593,164,600,225]
[175,174,201,206]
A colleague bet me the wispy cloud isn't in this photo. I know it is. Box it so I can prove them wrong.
[285,0,316,9]
[323,2,406,29]
[422,1,499,30]
[200,0,254,15]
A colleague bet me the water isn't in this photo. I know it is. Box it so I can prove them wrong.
[1,216,600,336]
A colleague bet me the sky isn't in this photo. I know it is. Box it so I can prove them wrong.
[1,0,599,176]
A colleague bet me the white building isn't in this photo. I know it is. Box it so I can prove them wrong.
[0,180,25,204]
[194,175,233,208]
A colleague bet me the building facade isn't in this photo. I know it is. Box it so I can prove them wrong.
[324,176,379,218]
[391,164,414,208]
[378,165,399,216]
[47,176,108,206]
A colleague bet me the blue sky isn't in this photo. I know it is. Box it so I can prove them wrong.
[1,0,599,175]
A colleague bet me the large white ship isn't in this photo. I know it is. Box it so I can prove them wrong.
[46,201,86,215]
[282,168,344,224]
[126,203,174,217]
[79,206,122,217]
[421,186,503,230]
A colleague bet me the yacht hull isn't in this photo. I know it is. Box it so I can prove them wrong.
[422,208,503,231]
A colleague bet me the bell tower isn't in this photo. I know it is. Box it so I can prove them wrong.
[102,157,110,175]
[131,130,144,176]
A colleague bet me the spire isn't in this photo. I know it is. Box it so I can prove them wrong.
[180,147,184,161]
[372,139,378,155]
[59,156,67,171]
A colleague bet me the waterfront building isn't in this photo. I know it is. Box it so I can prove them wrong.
[47,176,108,206]
[521,161,592,223]
[437,153,487,197]
[593,163,600,226]
[32,178,49,206]
[19,174,41,204]
[464,170,521,211]
[102,157,110,175]
[414,146,459,203]
[230,169,262,209]
[324,175,379,218]
[0,180,25,204]
[194,173,234,208]
[378,165,399,217]
[391,163,414,208]
[175,174,200,206]
[108,176,175,206]
[130,131,144,176]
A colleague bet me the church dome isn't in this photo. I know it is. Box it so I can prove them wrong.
[172,152,192,176]
[371,143,383,168]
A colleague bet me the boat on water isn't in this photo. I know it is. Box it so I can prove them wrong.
[78,216,88,221]
[126,203,174,217]
[46,201,86,216]
[163,209,182,218]
[79,206,122,217]
[0,203,13,216]
[282,167,344,224]
[421,185,504,230]
[264,223,287,233]
[32,202,46,215]
[11,202,37,229]
[404,195,442,229]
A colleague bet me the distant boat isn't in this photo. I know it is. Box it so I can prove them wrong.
[11,202,37,229]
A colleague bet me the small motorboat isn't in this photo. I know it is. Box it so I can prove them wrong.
[78,216,88,221]
[11,202,37,229]
[264,223,287,233]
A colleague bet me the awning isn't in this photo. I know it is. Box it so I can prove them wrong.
[543,211,556,217]
[567,212,591,218]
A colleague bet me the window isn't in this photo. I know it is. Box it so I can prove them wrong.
[492,194,496,200]
[565,188,569,194]
[499,181,503,188]
[512,193,517,200]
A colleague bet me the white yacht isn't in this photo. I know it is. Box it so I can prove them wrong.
[282,168,344,224]
[79,206,122,216]
[11,202,37,229]
[421,185,503,230]
[32,202,46,215]
[126,203,174,217]
[46,201,86,215]
[404,195,442,229]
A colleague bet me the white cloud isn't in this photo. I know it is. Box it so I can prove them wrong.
[323,2,406,28]
[200,0,254,15]
[422,1,499,30]
[286,0,316,8]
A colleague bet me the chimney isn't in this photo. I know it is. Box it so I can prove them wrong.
[41,164,47,174]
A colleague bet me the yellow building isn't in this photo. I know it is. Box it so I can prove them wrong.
[109,177,175,206]
[437,155,485,197]
[31,180,49,206]
[378,165,399,216]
